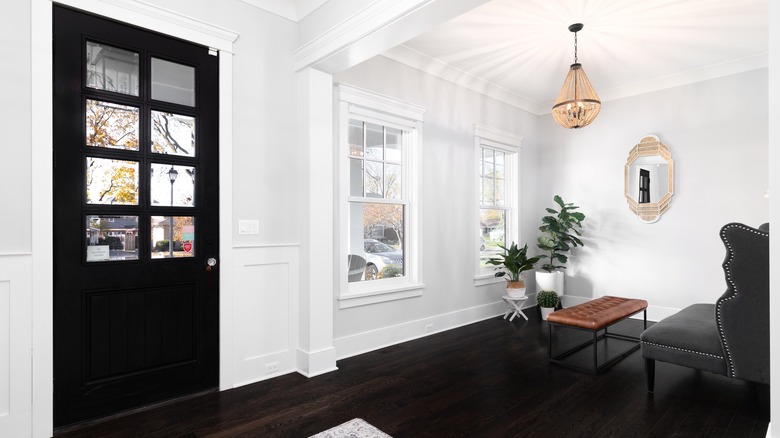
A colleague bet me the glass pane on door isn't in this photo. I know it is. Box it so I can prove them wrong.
[151,111,196,157]
[150,163,195,207]
[151,58,195,106]
[349,120,364,157]
[86,100,139,150]
[86,215,139,261]
[86,157,139,205]
[151,216,195,259]
[86,41,139,96]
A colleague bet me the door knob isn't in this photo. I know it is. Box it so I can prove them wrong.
[206,257,217,271]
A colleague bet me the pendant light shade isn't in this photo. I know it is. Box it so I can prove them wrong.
[552,23,601,129]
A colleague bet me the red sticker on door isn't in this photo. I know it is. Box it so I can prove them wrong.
[183,242,193,253]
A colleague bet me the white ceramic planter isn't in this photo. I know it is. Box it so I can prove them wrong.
[536,270,564,295]
[540,307,555,321]
[506,280,526,298]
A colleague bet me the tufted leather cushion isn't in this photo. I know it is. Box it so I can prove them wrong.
[547,296,648,330]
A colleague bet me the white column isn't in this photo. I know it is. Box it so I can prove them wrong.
[296,68,337,377]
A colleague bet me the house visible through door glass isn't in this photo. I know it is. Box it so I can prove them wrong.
[86,41,139,96]
[85,215,139,262]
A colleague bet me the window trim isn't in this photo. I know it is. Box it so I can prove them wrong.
[474,124,523,283]
[337,84,426,308]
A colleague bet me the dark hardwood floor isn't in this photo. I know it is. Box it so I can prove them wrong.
[57,308,769,437]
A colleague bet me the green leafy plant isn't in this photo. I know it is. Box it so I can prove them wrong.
[486,242,541,283]
[379,265,403,279]
[537,195,586,272]
[536,290,559,308]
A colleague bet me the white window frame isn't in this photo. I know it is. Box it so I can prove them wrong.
[474,124,523,286]
[337,84,426,308]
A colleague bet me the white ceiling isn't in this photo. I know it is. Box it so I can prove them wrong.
[239,0,327,21]
[382,0,768,114]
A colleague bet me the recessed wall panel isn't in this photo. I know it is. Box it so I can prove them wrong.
[241,263,289,361]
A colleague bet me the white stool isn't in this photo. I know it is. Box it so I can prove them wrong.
[502,295,529,321]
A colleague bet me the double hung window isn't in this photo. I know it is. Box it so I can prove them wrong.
[338,85,425,307]
[475,125,522,281]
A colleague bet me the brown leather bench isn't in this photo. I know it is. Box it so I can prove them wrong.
[547,296,648,374]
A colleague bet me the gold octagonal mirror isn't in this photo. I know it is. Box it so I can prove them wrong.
[624,135,674,223]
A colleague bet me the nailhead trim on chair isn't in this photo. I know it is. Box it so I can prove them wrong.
[716,223,769,379]
[640,341,724,360]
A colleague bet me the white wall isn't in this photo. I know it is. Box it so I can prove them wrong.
[332,55,542,356]
[0,0,32,254]
[536,69,768,319]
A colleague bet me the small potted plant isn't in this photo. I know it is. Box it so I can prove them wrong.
[536,195,586,295]
[486,242,541,297]
[537,290,559,320]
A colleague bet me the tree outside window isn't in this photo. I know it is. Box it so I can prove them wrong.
[348,120,406,281]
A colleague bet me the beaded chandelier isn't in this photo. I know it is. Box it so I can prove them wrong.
[552,23,601,129]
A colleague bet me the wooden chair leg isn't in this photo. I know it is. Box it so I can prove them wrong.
[645,358,655,393]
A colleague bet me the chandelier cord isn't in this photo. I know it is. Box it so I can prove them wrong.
[574,31,578,64]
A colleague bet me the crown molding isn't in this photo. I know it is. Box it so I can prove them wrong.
[594,53,768,105]
[382,45,768,116]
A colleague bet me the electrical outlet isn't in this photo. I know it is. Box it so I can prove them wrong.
[265,362,279,374]
[426,324,433,332]
[238,219,260,235]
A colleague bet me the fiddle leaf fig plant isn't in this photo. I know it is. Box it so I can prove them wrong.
[486,242,541,283]
[537,195,585,272]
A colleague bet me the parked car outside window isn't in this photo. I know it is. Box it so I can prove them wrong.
[363,239,403,280]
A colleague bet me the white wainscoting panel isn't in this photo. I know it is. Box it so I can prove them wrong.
[232,246,298,387]
[0,255,32,437]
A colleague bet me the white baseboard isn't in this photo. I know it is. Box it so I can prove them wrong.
[334,300,517,360]
[560,294,681,322]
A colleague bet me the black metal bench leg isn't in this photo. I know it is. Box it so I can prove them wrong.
[645,358,655,393]
[548,323,553,359]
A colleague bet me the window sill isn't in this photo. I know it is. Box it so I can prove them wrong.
[338,283,425,309]
[474,274,505,287]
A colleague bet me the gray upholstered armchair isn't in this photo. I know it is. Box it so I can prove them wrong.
[640,222,769,392]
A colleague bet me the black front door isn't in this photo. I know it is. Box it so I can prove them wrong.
[53,5,220,427]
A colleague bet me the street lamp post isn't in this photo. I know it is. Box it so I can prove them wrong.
[168,166,178,258]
